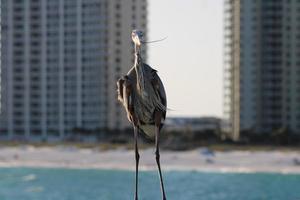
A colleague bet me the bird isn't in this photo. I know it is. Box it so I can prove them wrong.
[117,30,167,200]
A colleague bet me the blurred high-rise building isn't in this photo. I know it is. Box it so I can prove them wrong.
[223,0,300,140]
[0,0,147,139]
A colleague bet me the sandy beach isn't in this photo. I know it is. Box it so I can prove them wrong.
[0,146,299,174]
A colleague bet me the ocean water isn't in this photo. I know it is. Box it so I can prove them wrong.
[0,168,299,200]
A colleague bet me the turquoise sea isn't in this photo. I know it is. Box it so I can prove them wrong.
[0,168,299,200]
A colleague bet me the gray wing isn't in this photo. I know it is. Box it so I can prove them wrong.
[145,64,167,119]
[154,73,167,110]
[116,75,134,123]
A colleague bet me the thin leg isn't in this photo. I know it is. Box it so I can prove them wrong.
[155,125,167,200]
[134,126,140,200]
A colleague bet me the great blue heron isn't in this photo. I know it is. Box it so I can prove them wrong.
[117,30,167,200]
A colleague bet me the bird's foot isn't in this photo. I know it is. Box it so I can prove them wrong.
[134,195,138,200]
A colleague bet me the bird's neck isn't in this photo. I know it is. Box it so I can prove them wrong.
[134,45,142,66]
[134,53,142,66]
[133,44,146,96]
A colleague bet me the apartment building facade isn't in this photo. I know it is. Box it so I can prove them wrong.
[224,0,300,140]
[0,0,147,139]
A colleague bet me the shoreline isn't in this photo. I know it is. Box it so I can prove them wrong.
[0,146,299,174]
[1,164,300,175]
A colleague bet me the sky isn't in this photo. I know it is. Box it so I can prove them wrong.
[148,0,224,118]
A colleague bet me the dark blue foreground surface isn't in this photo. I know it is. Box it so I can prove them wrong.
[0,168,299,200]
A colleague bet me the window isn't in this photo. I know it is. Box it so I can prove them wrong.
[115,3,121,10]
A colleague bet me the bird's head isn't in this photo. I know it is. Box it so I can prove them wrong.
[131,30,144,47]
